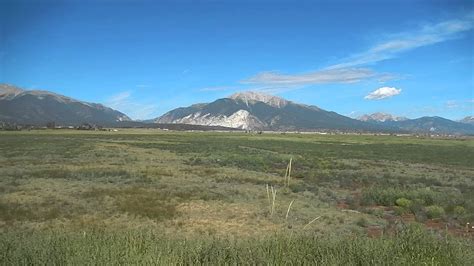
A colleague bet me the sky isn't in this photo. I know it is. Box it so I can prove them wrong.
[0,0,473,120]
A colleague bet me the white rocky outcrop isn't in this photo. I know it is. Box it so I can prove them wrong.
[172,109,265,130]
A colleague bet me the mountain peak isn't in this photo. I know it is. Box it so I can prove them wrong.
[358,112,407,122]
[228,91,289,108]
[0,84,25,99]
[156,91,382,131]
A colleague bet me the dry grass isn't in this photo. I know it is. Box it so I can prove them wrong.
[170,201,280,236]
[0,130,472,259]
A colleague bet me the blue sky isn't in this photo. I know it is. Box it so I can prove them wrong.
[1,0,473,120]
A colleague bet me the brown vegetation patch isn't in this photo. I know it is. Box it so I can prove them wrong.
[401,213,416,223]
[336,201,349,209]
[83,187,179,221]
[425,219,444,230]
[170,201,280,236]
[366,225,384,238]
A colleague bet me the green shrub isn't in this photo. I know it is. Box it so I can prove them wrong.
[361,187,405,206]
[409,201,425,218]
[356,217,369,227]
[289,182,306,193]
[453,206,466,216]
[394,206,409,216]
[395,198,412,208]
[409,188,437,205]
[425,205,445,219]
[361,187,462,211]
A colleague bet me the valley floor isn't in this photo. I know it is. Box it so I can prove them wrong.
[0,129,473,264]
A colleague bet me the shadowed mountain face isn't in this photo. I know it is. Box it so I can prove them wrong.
[359,112,474,135]
[393,116,474,135]
[0,84,130,125]
[156,91,384,131]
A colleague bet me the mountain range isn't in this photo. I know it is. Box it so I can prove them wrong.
[156,91,384,131]
[1,84,473,135]
[0,84,130,125]
[357,114,474,135]
[156,92,474,135]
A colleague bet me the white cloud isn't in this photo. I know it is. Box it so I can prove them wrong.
[443,99,474,111]
[241,15,473,90]
[445,100,459,109]
[107,91,131,103]
[364,87,401,100]
[408,98,474,118]
[196,14,473,96]
[328,15,474,69]
[199,85,296,94]
[243,68,378,86]
[105,91,158,120]
[199,86,237,92]
[136,84,151,88]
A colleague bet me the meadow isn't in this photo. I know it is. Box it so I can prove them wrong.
[0,129,473,264]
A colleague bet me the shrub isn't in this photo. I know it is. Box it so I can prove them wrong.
[453,206,466,216]
[361,187,405,206]
[408,188,437,206]
[395,198,412,208]
[394,206,409,216]
[425,205,445,219]
[361,187,461,210]
[356,217,369,227]
[289,182,306,193]
[414,211,428,223]
[409,201,425,217]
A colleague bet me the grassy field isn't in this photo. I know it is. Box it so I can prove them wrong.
[0,129,473,264]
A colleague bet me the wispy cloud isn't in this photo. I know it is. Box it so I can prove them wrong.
[445,100,459,109]
[445,99,473,110]
[136,84,151,88]
[328,14,474,69]
[365,87,401,100]
[107,91,131,104]
[199,86,238,92]
[409,98,473,118]
[105,91,158,120]
[238,14,473,92]
[243,68,378,86]
[198,85,295,94]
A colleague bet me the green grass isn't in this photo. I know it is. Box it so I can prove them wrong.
[1,225,472,265]
[0,130,473,263]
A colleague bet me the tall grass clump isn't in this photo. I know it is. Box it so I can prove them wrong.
[266,184,277,216]
[284,157,292,188]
